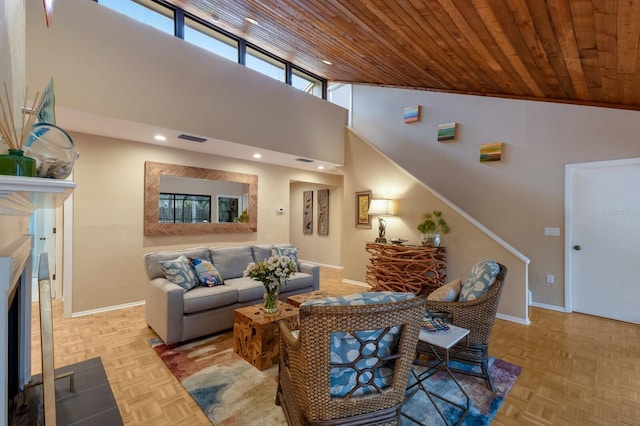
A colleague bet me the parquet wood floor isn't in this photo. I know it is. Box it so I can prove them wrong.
[31,268,640,425]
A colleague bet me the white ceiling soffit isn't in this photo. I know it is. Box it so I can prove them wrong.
[56,107,343,174]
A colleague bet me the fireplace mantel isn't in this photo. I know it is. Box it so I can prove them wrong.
[0,176,76,216]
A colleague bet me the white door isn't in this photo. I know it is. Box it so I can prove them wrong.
[567,159,640,324]
[29,208,57,301]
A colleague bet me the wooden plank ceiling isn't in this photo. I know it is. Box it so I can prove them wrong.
[170,0,640,110]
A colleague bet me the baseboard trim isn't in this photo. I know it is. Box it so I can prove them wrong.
[496,313,530,325]
[72,300,145,318]
[342,279,370,288]
[529,301,567,312]
[299,259,343,270]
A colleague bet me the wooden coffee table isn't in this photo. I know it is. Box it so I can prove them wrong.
[286,290,332,307]
[233,301,298,370]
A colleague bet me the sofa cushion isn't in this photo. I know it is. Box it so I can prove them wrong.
[458,260,500,301]
[144,247,211,280]
[427,279,461,302]
[272,246,299,271]
[251,244,273,263]
[210,246,254,280]
[283,273,314,292]
[183,285,239,314]
[159,255,198,291]
[224,277,265,302]
[190,258,224,287]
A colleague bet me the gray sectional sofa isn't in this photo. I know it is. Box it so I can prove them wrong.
[143,244,319,345]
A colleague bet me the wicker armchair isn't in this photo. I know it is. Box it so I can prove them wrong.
[276,293,426,425]
[419,262,507,391]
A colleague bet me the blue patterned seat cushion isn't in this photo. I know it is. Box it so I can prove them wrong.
[457,260,500,301]
[303,292,414,397]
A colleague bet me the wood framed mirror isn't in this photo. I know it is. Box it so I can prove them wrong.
[144,161,257,235]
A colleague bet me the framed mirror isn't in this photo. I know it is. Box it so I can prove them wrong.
[144,161,257,235]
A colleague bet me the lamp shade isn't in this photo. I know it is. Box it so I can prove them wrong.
[367,199,395,216]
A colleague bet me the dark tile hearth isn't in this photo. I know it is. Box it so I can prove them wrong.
[13,357,123,426]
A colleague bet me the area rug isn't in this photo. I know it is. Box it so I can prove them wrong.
[150,333,521,425]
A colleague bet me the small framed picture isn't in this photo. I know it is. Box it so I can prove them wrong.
[355,191,372,228]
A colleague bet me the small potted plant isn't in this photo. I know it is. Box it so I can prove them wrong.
[417,210,450,247]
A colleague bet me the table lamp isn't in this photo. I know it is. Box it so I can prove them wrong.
[367,198,395,243]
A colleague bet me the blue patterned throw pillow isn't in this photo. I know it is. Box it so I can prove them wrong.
[457,260,500,301]
[190,258,224,287]
[302,292,415,397]
[159,255,198,291]
[272,246,299,271]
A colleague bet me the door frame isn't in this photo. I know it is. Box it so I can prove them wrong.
[564,157,640,313]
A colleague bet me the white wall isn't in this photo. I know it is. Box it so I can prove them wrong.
[352,85,640,308]
[25,0,346,165]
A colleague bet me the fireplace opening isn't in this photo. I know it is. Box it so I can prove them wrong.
[7,277,21,423]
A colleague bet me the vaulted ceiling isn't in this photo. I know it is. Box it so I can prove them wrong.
[169,0,640,111]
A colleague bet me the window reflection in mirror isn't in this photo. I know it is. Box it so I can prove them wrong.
[144,161,258,235]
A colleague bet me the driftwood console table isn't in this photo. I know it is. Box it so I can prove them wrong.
[365,243,446,295]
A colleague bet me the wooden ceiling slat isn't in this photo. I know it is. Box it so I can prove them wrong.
[592,0,619,103]
[165,0,640,110]
[547,0,591,101]
[472,0,546,97]
[445,0,537,96]
[570,0,604,100]
[411,0,506,93]
[366,0,475,89]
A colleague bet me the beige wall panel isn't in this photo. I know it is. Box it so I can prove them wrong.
[70,132,333,313]
[341,130,528,321]
[25,0,346,165]
[352,85,640,309]
[289,181,343,267]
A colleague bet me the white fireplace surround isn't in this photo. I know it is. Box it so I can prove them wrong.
[0,176,75,424]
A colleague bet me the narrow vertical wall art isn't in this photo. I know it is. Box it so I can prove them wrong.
[317,189,329,235]
[303,191,313,234]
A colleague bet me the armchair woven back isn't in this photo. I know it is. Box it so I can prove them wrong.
[420,262,507,391]
[277,294,426,425]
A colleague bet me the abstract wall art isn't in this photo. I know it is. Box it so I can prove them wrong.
[480,142,504,162]
[317,189,329,235]
[303,190,313,234]
[403,105,421,123]
[437,122,457,141]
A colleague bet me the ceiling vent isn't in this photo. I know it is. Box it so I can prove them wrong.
[295,158,314,163]
[178,134,207,143]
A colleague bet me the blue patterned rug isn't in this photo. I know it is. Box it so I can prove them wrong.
[151,333,521,425]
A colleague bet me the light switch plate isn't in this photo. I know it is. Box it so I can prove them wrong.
[544,227,560,236]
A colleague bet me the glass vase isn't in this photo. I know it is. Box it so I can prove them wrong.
[24,123,77,179]
[421,233,441,247]
[0,149,36,177]
[263,285,279,314]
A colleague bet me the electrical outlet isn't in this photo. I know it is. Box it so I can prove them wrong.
[546,274,554,284]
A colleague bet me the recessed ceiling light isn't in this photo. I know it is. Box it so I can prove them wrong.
[210,14,219,22]
[317,165,325,170]
[253,153,262,159]
[245,17,258,24]
[322,60,332,65]
[154,134,166,141]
